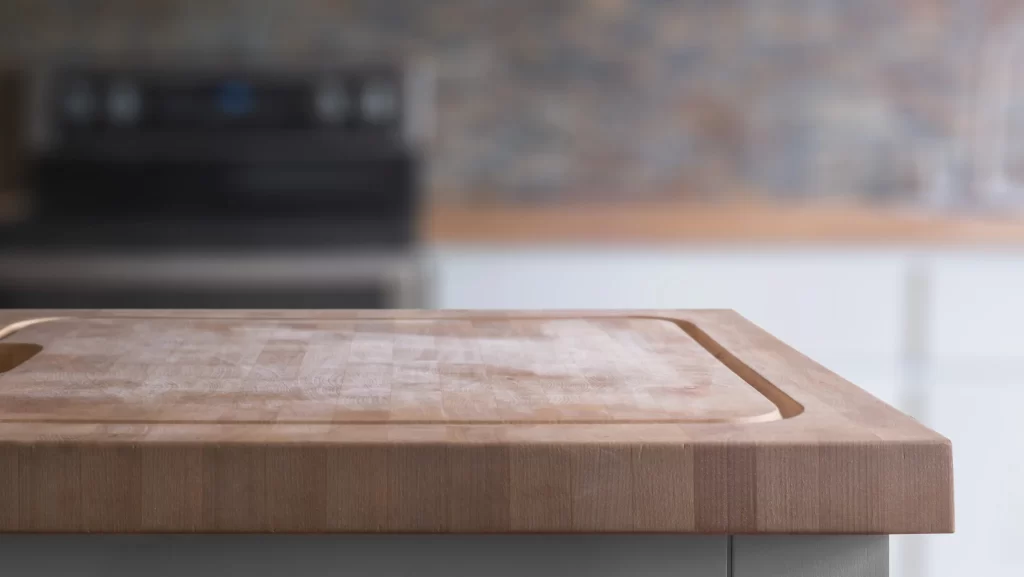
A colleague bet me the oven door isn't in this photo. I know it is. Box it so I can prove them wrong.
[0,252,424,309]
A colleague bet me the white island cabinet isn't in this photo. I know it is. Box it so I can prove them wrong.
[918,251,1024,577]
[427,245,1024,577]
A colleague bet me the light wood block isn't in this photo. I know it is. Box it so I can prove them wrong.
[0,309,953,534]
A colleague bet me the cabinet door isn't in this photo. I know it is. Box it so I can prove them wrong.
[918,361,1024,577]
[928,252,1024,358]
[430,248,908,360]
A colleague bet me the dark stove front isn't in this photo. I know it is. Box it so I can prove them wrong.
[1,63,426,310]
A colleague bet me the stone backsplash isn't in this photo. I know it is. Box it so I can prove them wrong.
[2,0,1021,206]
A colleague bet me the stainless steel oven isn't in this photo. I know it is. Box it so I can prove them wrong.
[2,62,430,310]
[0,251,425,309]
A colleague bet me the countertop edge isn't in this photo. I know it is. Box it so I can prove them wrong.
[424,202,1024,245]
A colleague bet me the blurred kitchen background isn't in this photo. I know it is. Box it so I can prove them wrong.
[3,1,1024,576]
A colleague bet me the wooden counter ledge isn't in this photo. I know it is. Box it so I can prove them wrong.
[426,201,1024,245]
[0,309,953,534]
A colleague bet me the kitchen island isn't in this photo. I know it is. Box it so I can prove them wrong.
[0,309,952,576]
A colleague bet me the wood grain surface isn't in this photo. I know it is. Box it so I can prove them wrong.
[0,317,779,425]
[427,202,1024,245]
[0,309,954,534]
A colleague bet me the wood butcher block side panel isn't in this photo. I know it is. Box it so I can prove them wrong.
[508,445,573,531]
[17,445,82,531]
[0,310,953,534]
[744,440,953,534]
[631,444,695,531]
[570,445,634,531]
[0,445,17,530]
[387,445,449,532]
[447,445,511,532]
[79,446,145,532]
[79,445,204,532]
[262,445,392,533]
[263,447,333,532]
[327,445,389,531]
[692,443,757,533]
[201,446,269,532]
[754,443,821,532]
[817,443,884,533]
[0,440,952,533]
[876,440,954,534]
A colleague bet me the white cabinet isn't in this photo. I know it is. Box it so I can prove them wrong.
[927,251,1024,358]
[427,245,1024,577]
[429,247,909,360]
[916,361,1024,577]
[921,252,1024,576]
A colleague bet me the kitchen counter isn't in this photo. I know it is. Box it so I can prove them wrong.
[0,309,951,575]
[426,202,1024,245]
[0,308,952,534]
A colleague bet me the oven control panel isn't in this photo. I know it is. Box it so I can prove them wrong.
[51,66,403,134]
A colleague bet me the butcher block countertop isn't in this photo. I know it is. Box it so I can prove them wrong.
[426,202,1024,244]
[0,309,953,534]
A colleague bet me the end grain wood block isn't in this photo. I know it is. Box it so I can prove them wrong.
[0,309,953,534]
